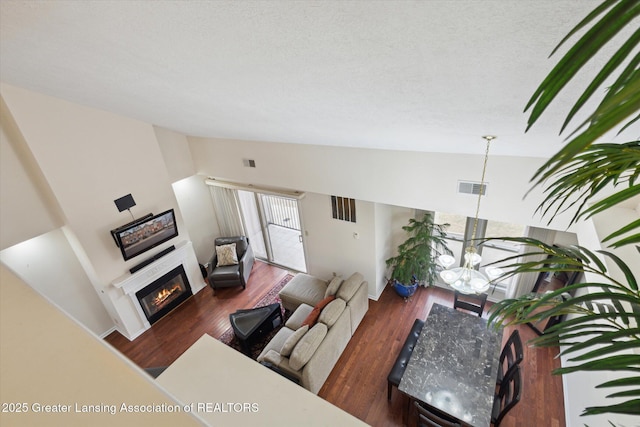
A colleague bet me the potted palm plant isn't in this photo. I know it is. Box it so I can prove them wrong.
[487,0,640,419]
[386,212,453,298]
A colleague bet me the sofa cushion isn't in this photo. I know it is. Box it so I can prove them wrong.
[256,327,295,363]
[216,243,238,266]
[279,274,328,312]
[337,272,364,302]
[324,276,343,298]
[318,298,346,328]
[302,295,336,328]
[285,304,314,330]
[280,324,309,357]
[289,323,328,371]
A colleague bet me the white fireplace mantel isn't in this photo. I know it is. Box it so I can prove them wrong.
[110,240,206,340]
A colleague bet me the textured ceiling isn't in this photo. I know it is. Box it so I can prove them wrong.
[0,0,633,158]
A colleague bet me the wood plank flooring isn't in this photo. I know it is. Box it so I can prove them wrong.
[105,261,565,426]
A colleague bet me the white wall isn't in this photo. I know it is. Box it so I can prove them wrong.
[154,126,197,183]
[1,84,189,285]
[0,95,62,250]
[373,203,414,299]
[1,84,193,336]
[0,228,112,335]
[154,127,220,265]
[172,175,220,265]
[590,205,639,287]
[299,192,377,296]
[188,137,575,231]
[0,264,206,427]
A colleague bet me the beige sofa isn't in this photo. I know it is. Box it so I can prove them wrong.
[257,272,369,394]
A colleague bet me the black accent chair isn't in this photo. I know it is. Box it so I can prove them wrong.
[492,365,522,426]
[387,318,425,400]
[453,291,487,317]
[496,330,524,387]
[207,236,255,293]
[414,401,461,427]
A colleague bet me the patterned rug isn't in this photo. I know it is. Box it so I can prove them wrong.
[218,274,294,359]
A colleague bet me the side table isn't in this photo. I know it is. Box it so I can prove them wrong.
[229,303,283,356]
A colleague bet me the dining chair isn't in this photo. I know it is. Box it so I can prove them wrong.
[491,365,522,426]
[496,329,524,387]
[453,291,487,317]
[414,401,462,427]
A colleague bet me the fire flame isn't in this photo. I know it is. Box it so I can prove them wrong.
[152,283,182,306]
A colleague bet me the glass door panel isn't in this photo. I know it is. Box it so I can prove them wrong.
[237,190,307,273]
[237,190,267,259]
[259,194,307,273]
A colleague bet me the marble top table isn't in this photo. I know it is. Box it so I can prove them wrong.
[398,303,503,427]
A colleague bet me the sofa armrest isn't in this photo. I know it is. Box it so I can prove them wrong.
[208,252,217,274]
[261,350,302,381]
[346,280,369,334]
[238,243,255,283]
[259,361,300,384]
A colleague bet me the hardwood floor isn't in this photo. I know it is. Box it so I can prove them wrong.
[105,261,565,426]
[318,282,565,427]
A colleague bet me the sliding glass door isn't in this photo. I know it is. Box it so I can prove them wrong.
[238,190,307,272]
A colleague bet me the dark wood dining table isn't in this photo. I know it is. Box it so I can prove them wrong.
[398,303,504,426]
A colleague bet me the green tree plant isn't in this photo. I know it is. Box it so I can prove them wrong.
[488,0,640,418]
[386,212,452,287]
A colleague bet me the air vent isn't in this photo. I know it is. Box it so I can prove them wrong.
[243,159,256,168]
[331,196,356,223]
[458,181,487,196]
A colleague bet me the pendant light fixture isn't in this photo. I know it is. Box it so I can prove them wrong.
[438,135,503,294]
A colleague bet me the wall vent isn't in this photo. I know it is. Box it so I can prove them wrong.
[331,196,356,223]
[243,159,256,168]
[458,181,487,196]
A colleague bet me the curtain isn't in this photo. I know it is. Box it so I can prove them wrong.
[209,186,245,237]
[506,226,556,299]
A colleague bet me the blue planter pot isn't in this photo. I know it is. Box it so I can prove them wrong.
[393,280,418,298]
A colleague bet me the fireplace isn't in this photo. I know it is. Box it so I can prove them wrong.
[135,265,193,325]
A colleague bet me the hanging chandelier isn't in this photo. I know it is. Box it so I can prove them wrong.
[438,135,503,294]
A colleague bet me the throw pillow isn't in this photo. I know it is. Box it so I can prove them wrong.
[289,323,328,371]
[337,272,364,302]
[216,243,238,267]
[301,295,336,328]
[280,325,309,357]
[318,298,346,328]
[324,276,343,298]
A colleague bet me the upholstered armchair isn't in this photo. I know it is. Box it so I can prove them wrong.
[207,236,255,293]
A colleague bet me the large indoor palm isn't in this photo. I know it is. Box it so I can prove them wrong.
[488,0,640,418]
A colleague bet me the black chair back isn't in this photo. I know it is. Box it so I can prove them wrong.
[497,329,524,385]
[492,364,522,426]
[214,236,249,258]
[453,291,487,317]
[414,401,461,427]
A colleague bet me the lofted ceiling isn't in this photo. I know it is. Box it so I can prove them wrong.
[0,0,633,158]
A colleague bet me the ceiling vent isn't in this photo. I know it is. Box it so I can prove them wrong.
[458,181,487,196]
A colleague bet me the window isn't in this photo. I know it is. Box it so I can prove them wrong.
[433,212,466,236]
[434,211,526,297]
[485,220,526,251]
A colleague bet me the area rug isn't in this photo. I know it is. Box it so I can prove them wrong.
[218,274,294,359]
